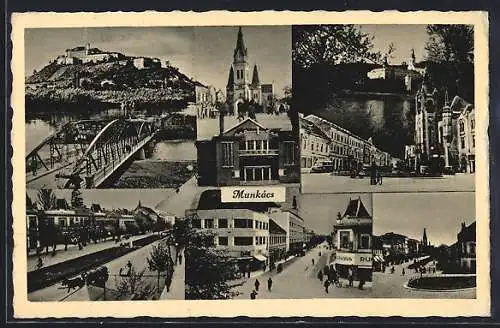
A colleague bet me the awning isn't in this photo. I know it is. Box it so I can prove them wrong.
[253,255,267,262]
[373,255,385,263]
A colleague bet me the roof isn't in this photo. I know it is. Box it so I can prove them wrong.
[233,27,248,59]
[380,232,407,241]
[342,198,371,219]
[251,65,260,85]
[450,95,474,115]
[221,117,268,136]
[269,219,287,235]
[458,221,476,241]
[197,189,280,212]
[300,117,331,141]
[226,66,234,87]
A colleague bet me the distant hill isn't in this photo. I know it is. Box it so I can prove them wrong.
[25,49,202,112]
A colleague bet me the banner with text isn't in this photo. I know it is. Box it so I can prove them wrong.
[334,252,373,269]
[221,186,286,203]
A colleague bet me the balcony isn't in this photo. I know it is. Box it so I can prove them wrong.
[239,149,279,156]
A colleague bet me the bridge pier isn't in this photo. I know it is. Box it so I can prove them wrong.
[136,148,146,160]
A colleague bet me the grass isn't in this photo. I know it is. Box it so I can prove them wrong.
[408,276,476,290]
[114,161,197,188]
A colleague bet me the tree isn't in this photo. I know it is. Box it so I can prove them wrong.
[292,25,381,68]
[37,188,56,210]
[115,266,150,300]
[147,242,174,297]
[425,25,474,64]
[70,188,84,208]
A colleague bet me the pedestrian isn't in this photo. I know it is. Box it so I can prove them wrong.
[263,264,266,272]
[267,277,273,292]
[317,270,324,282]
[391,266,395,274]
[165,272,172,293]
[324,279,330,293]
[254,279,260,292]
[178,253,183,265]
[250,289,258,300]
[312,258,315,266]
[402,268,405,276]
[348,267,354,287]
[36,257,43,270]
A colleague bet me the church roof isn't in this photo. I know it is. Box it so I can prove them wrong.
[343,198,371,219]
[226,66,234,87]
[233,27,248,59]
[251,65,260,86]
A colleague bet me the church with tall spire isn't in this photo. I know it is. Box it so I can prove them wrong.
[225,27,273,113]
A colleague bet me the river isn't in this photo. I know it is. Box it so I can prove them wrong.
[319,94,415,158]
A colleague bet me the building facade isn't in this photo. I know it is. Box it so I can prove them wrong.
[302,114,392,172]
[456,221,476,273]
[456,99,476,173]
[268,219,287,264]
[225,27,274,114]
[268,207,306,254]
[332,197,373,281]
[196,118,300,186]
[299,115,332,171]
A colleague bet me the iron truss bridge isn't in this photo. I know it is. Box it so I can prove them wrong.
[26,118,156,189]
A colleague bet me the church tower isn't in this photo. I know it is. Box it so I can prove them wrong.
[250,64,262,105]
[422,228,428,246]
[226,27,253,112]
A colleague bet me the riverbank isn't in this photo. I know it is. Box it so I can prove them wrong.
[113,160,197,188]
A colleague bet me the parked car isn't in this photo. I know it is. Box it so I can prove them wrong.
[310,160,334,173]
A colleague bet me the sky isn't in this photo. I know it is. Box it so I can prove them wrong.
[359,24,429,65]
[299,193,373,235]
[26,189,174,211]
[373,192,475,246]
[24,26,292,98]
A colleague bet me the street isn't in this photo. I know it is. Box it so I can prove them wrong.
[28,238,180,301]
[302,173,475,193]
[372,258,476,299]
[197,113,292,141]
[233,244,371,299]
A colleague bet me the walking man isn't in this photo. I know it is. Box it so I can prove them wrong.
[402,268,405,276]
[267,277,273,292]
[250,289,258,300]
[324,279,330,294]
[312,258,315,266]
[348,266,354,287]
[178,253,183,265]
[254,279,260,292]
[317,270,324,282]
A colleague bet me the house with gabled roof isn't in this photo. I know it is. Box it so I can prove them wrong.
[195,116,300,186]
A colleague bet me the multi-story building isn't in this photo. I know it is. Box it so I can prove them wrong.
[456,221,476,273]
[225,27,274,114]
[299,115,331,171]
[268,207,306,254]
[456,98,476,173]
[261,84,274,113]
[332,197,373,281]
[269,219,287,264]
[196,117,300,186]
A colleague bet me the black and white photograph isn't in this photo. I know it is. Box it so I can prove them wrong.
[194,26,300,187]
[184,189,372,300]
[294,24,475,193]
[372,192,476,299]
[25,27,199,189]
[26,188,187,301]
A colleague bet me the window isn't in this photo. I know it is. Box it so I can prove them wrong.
[218,218,228,228]
[234,218,253,228]
[191,220,201,228]
[360,234,370,249]
[459,120,465,132]
[461,137,466,149]
[218,236,228,246]
[221,142,234,167]
[471,119,475,129]
[340,231,350,249]
[472,135,475,148]
[204,219,214,229]
[284,141,296,165]
[59,219,66,226]
[234,237,253,246]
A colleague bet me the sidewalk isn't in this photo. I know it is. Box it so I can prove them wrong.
[27,233,155,272]
[160,248,185,300]
[154,176,212,216]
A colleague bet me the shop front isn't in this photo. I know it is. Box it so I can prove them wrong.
[333,251,373,282]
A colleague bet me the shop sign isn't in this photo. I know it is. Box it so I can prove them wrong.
[334,252,372,268]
